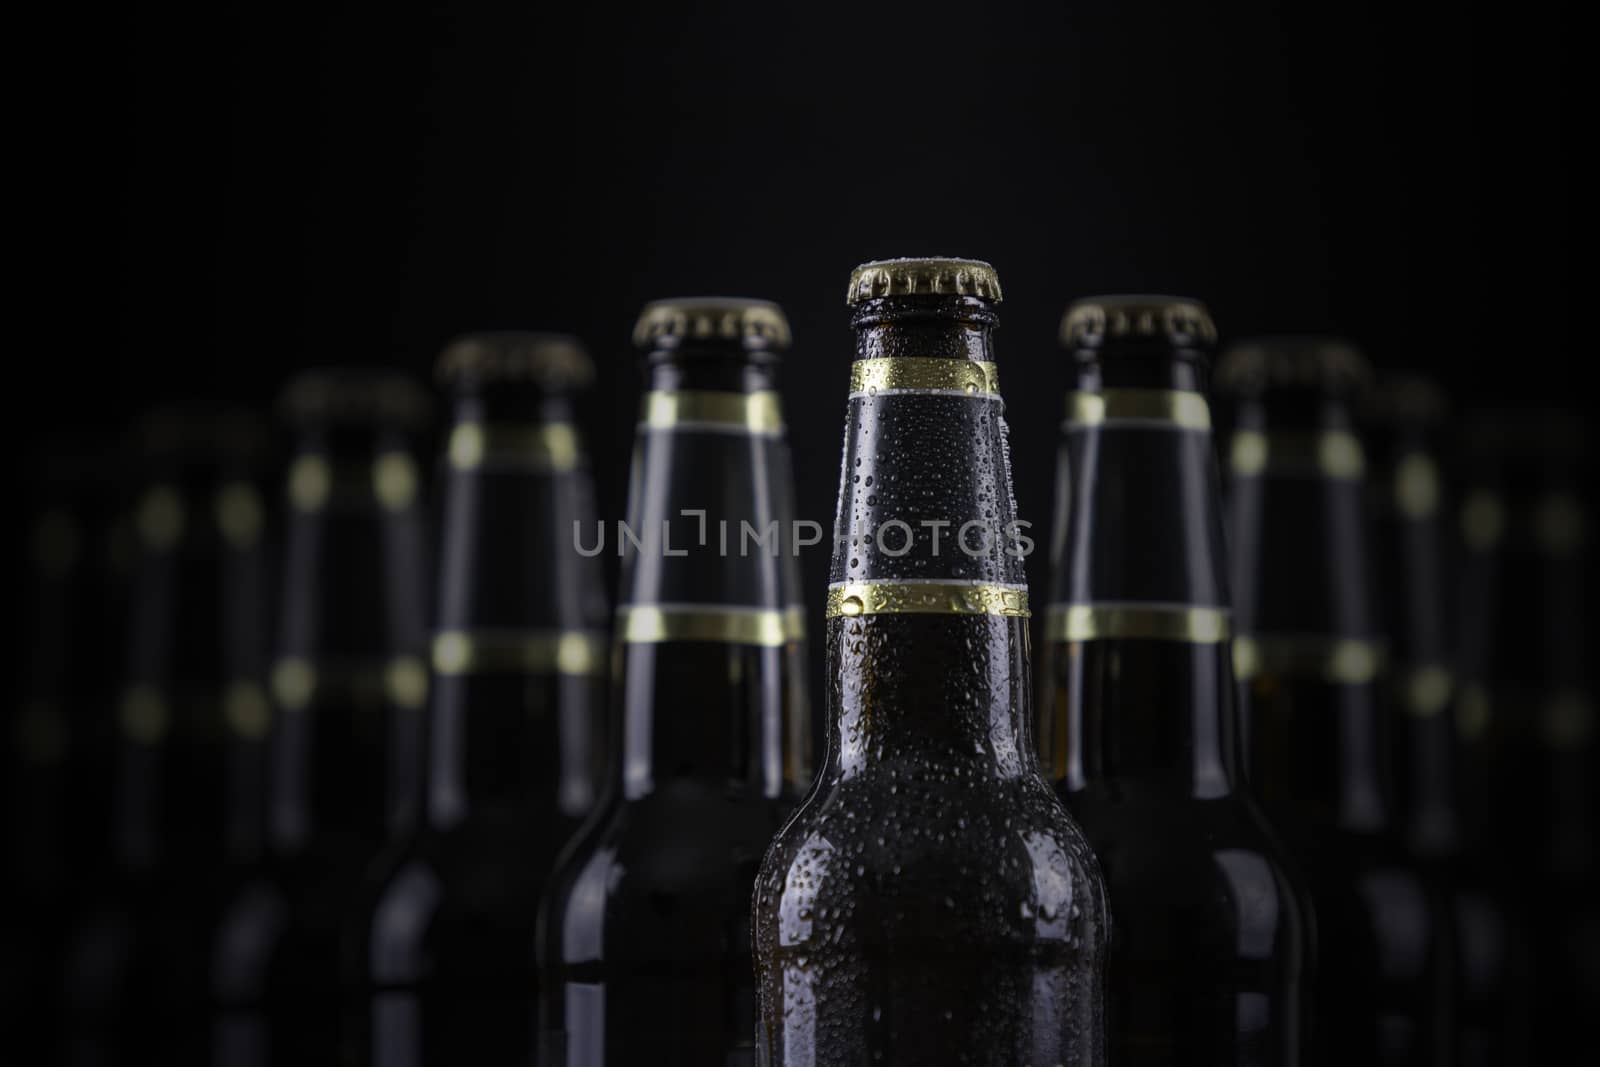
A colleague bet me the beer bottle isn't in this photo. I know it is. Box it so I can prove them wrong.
[1364,380,1533,1065]
[1041,296,1309,1065]
[754,258,1108,1066]
[1454,412,1594,1057]
[1220,339,1455,1066]
[5,435,127,1057]
[537,298,812,1065]
[346,334,609,1065]
[51,412,274,1065]
[209,370,431,1066]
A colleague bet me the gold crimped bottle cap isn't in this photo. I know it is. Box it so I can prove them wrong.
[1215,337,1373,396]
[279,368,433,429]
[134,408,271,460]
[1061,295,1216,349]
[436,332,594,390]
[632,298,791,350]
[846,258,1002,305]
[1363,373,1449,425]
[1459,410,1586,460]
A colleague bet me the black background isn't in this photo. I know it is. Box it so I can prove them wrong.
[37,1,1579,638]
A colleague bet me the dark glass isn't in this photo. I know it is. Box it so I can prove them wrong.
[1042,298,1309,1066]
[4,436,129,1060]
[209,371,431,1067]
[755,262,1108,1067]
[1453,412,1594,1060]
[1365,381,1535,1066]
[47,414,274,1067]
[345,334,609,1066]
[538,299,812,1066]
[1223,340,1455,1067]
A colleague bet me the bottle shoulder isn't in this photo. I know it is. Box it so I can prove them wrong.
[755,770,1107,951]
[540,780,790,962]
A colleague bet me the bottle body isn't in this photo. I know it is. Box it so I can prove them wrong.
[210,378,431,1067]
[539,301,810,1066]
[51,417,274,1067]
[755,274,1107,1067]
[1223,345,1455,1067]
[1043,303,1308,1067]
[348,339,610,1067]
[1453,414,1592,1061]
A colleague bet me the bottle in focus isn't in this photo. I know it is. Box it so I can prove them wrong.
[754,258,1108,1067]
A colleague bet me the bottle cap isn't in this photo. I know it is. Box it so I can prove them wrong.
[1061,295,1216,349]
[436,332,593,390]
[845,258,1002,305]
[1362,373,1449,425]
[632,298,791,351]
[278,368,432,428]
[1215,337,1372,396]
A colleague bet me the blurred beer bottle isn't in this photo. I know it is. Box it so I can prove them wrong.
[209,370,431,1067]
[1454,411,1594,1057]
[53,411,273,1066]
[754,259,1108,1066]
[5,435,128,1057]
[345,334,609,1065]
[537,298,812,1065]
[1041,297,1309,1065]
[1364,379,1533,1065]
[1221,339,1455,1066]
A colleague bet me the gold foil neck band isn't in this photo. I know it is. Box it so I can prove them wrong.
[432,629,606,676]
[286,453,422,512]
[1401,664,1454,718]
[447,422,581,471]
[825,580,1030,619]
[1228,430,1365,481]
[1232,635,1385,685]
[848,358,1001,397]
[1045,603,1231,643]
[270,655,430,711]
[1066,390,1212,431]
[640,390,786,436]
[617,604,805,647]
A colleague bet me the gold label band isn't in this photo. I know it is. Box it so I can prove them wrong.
[16,701,68,765]
[1392,453,1440,520]
[1233,635,1385,684]
[118,684,171,743]
[1541,690,1594,750]
[270,656,430,711]
[431,629,606,676]
[848,358,1001,397]
[640,390,785,436]
[1229,430,1364,481]
[617,604,805,646]
[448,422,581,472]
[825,580,1029,619]
[287,453,422,513]
[1066,390,1212,431]
[1045,603,1230,643]
[1401,664,1453,718]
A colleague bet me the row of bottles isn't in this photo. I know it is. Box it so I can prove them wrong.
[4,259,1593,1066]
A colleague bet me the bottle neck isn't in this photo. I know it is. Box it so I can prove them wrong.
[613,346,809,801]
[1045,344,1240,794]
[1368,422,1463,854]
[1228,393,1391,831]
[426,389,609,828]
[268,427,431,855]
[112,461,273,874]
[821,296,1034,781]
